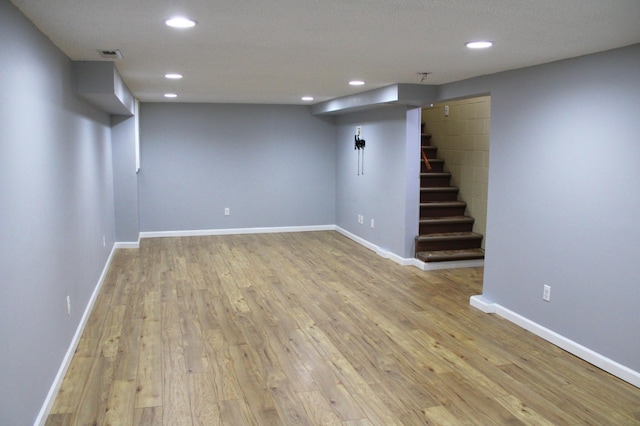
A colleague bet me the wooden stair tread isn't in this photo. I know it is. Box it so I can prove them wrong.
[416,248,485,262]
[421,186,457,192]
[420,201,466,207]
[416,232,483,242]
[420,216,474,224]
[420,172,450,177]
[421,159,444,168]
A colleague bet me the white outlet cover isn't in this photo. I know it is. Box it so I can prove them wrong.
[543,285,551,301]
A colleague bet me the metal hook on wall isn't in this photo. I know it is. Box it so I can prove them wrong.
[355,134,366,175]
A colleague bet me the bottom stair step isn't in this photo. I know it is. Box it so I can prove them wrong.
[416,249,485,262]
[415,232,483,251]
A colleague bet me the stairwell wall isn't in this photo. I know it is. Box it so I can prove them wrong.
[335,107,420,258]
[438,44,640,375]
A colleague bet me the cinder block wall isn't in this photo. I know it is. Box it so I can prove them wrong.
[422,96,490,246]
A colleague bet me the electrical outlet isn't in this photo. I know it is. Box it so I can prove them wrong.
[224,207,230,216]
[66,296,71,315]
[370,219,375,228]
[444,105,450,116]
[543,285,551,302]
[356,126,362,137]
[102,235,106,247]
[358,214,364,224]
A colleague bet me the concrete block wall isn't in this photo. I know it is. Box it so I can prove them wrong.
[422,96,490,245]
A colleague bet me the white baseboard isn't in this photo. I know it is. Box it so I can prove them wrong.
[415,258,484,270]
[375,247,413,266]
[334,226,414,266]
[335,226,378,252]
[34,244,119,426]
[469,295,496,313]
[470,295,640,389]
[139,224,335,239]
[115,240,140,249]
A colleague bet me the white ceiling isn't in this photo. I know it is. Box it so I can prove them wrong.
[11,0,640,104]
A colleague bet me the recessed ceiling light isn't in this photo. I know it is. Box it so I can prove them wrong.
[349,80,365,86]
[164,93,178,98]
[466,41,493,49]
[301,96,314,102]
[165,17,196,28]
[165,73,183,79]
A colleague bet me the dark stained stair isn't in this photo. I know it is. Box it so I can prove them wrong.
[415,133,485,263]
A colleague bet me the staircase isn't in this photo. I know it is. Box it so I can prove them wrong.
[415,133,485,263]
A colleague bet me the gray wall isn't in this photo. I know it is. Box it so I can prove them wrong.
[112,115,140,242]
[138,103,336,232]
[335,107,420,258]
[0,1,116,424]
[439,44,640,371]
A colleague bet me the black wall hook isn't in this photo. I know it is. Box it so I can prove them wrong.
[355,135,365,175]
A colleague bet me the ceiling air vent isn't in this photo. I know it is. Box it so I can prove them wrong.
[98,49,123,60]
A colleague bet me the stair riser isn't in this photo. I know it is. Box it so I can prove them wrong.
[421,147,438,159]
[420,205,466,217]
[420,222,474,234]
[421,161,444,173]
[420,190,458,202]
[415,238,483,252]
[421,176,451,187]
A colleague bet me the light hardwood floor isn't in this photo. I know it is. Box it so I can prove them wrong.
[46,231,640,425]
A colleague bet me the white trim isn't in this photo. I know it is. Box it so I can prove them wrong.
[375,247,413,266]
[115,241,140,249]
[469,295,496,313]
[139,224,335,239]
[334,226,378,252]
[334,226,414,267]
[470,295,640,389]
[34,244,119,426]
[417,258,484,270]
[134,98,140,173]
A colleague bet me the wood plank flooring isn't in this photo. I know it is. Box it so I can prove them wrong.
[46,231,640,425]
